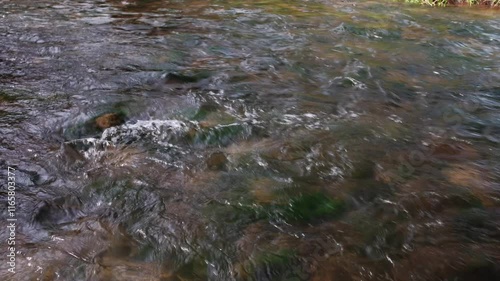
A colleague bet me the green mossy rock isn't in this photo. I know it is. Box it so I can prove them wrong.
[283,192,345,222]
[174,258,208,281]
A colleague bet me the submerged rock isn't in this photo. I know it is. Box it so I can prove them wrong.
[95,113,125,129]
[65,119,191,165]
[250,178,281,204]
[101,119,189,144]
[236,248,305,281]
[283,192,345,222]
[394,246,500,281]
[206,151,228,171]
[350,159,376,179]
[64,111,127,140]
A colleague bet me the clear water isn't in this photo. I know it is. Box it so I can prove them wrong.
[0,0,499,280]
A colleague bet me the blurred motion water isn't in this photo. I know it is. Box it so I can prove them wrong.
[0,0,499,280]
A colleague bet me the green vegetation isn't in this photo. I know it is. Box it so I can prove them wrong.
[283,192,345,222]
[0,89,30,103]
[0,91,18,103]
[174,257,208,280]
[403,0,499,6]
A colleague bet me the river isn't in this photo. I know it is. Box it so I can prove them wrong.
[0,0,499,280]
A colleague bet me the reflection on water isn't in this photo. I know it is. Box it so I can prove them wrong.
[1,0,499,280]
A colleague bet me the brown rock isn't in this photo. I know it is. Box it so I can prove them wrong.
[250,178,279,203]
[95,113,125,129]
[186,127,198,140]
[427,141,480,161]
[310,261,353,281]
[394,246,500,281]
[198,120,215,128]
[444,164,483,188]
[206,151,228,171]
[443,164,496,207]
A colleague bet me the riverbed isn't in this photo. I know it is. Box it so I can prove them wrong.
[1,0,499,280]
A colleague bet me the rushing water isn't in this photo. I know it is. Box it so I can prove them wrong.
[1,0,499,280]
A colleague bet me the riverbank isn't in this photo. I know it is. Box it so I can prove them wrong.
[405,0,499,6]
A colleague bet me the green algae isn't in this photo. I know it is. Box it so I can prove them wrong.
[282,192,345,222]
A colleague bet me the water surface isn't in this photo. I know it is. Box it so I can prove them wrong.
[1,0,499,280]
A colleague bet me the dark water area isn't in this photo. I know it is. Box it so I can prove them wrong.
[0,0,499,280]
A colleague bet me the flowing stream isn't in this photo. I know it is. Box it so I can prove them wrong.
[1,0,500,280]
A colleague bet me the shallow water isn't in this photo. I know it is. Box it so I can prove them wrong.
[1,0,499,280]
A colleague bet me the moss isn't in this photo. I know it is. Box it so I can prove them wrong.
[135,243,156,261]
[175,257,208,281]
[0,89,31,104]
[254,249,295,266]
[0,91,18,103]
[0,110,26,124]
[282,192,345,222]
[165,49,187,64]
[192,103,220,121]
[202,182,343,226]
